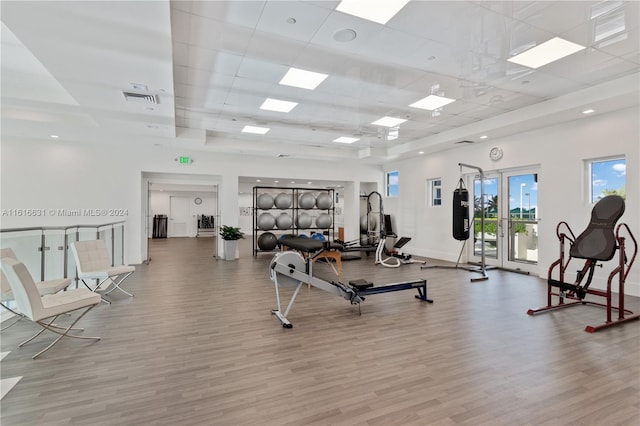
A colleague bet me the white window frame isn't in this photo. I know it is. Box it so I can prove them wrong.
[386,170,399,197]
[428,178,442,207]
[588,156,626,203]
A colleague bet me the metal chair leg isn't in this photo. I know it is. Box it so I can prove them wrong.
[30,306,100,359]
[1,302,24,331]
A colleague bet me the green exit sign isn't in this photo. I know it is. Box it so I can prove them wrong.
[178,156,191,164]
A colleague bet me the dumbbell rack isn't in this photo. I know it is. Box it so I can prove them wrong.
[252,186,335,256]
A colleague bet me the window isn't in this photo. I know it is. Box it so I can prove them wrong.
[386,171,399,197]
[429,178,442,206]
[590,157,626,203]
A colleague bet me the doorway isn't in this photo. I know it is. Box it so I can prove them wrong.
[469,168,539,273]
[141,172,221,264]
[169,196,189,237]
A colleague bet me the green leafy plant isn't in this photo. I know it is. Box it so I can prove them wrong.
[219,225,244,240]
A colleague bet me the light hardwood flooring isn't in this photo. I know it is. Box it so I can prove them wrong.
[1,237,639,425]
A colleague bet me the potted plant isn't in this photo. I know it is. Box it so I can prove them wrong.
[220,225,244,260]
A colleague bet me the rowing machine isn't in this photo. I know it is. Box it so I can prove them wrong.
[269,241,432,328]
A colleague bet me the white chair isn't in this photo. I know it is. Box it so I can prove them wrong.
[0,258,101,358]
[1,248,71,330]
[70,240,135,304]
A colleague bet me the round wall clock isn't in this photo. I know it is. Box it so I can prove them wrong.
[489,147,503,161]
[194,197,202,205]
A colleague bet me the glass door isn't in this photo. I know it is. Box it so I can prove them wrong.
[472,174,499,262]
[502,171,539,271]
[469,168,539,273]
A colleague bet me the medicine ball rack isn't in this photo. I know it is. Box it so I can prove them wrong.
[252,186,335,256]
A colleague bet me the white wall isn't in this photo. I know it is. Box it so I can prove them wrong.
[0,140,382,263]
[149,191,216,237]
[383,106,640,295]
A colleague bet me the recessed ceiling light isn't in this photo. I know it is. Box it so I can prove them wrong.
[582,109,595,114]
[49,134,59,139]
[333,28,357,42]
[409,94,456,110]
[256,179,261,182]
[286,17,296,24]
[507,37,586,69]
[336,0,410,24]
[333,136,360,143]
[480,135,488,139]
[274,180,279,183]
[242,125,270,134]
[418,151,424,155]
[279,67,328,90]
[260,98,298,113]
[371,116,407,127]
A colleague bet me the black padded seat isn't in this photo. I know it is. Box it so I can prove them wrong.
[349,279,374,291]
[570,195,625,261]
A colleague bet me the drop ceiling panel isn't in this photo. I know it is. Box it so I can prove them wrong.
[188,15,254,51]
[235,56,289,84]
[173,42,189,66]
[256,1,332,42]
[520,1,599,35]
[309,10,386,56]
[244,31,308,65]
[170,8,191,43]
[1,0,638,160]
[189,0,264,29]
[187,47,243,76]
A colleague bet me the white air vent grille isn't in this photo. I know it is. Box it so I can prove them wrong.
[122,91,158,104]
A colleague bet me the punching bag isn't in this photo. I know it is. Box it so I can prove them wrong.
[452,179,470,241]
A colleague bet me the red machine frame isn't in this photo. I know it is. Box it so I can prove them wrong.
[528,221,639,332]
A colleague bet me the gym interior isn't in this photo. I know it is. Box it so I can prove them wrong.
[1,1,639,425]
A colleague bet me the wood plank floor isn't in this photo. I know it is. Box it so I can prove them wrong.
[1,237,639,425]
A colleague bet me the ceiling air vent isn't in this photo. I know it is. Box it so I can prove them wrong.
[122,91,158,104]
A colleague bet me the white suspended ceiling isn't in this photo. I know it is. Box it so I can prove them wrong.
[1,1,638,163]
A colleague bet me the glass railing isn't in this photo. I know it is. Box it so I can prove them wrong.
[0,221,126,284]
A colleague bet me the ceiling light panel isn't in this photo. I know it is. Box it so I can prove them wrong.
[507,37,586,69]
[336,0,410,25]
[242,125,270,134]
[333,136,359,143]
[279,67,328,90]
[260,98,298,112]
[371,116,407,127]
[409,94,456,110]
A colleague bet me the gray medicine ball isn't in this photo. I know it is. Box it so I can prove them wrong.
[315,213,332,229]
[258,232,278,250]
[274,192,292,209]
[296,212,312,228]
[257,193,274,209]
[315,193,333,209]
[258,212,276,230]
[298,192,316,209]
[276,213,293,230]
